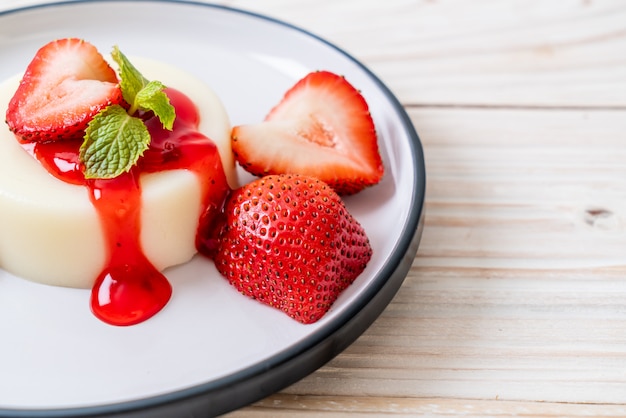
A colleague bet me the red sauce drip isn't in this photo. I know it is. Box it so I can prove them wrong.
[23,88,230,326]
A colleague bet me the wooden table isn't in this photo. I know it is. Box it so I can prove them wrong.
[4,1,626,416]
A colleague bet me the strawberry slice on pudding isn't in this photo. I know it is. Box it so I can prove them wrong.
[6,38,124,143]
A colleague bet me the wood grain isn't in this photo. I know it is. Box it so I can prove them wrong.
[229,396,626,417]
[227,0,626,107]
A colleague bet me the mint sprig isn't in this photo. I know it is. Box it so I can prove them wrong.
[111,46,175,128]
[80,46,176,179]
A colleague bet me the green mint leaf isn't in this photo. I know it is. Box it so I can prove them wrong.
[80,105,151,179]
[111,45,148,108]
[79,46,177,179]
[111,46,175,130]
[135,80,175,130]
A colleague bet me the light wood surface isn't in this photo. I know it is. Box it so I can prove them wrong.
[3,0,626,416]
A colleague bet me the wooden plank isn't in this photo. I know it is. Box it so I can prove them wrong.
[226,395,626,417]
[413,107,626,264]
[227,0,626,107]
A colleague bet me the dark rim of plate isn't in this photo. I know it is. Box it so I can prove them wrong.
[0,1,426,417]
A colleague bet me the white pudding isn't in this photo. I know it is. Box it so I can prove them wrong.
[0,58,235,288]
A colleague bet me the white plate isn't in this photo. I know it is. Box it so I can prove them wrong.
[0,1,425,416]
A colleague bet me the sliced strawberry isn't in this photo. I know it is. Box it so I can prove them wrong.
[209,174,373,324]
[231,71,384,195]
[5,38,123,143]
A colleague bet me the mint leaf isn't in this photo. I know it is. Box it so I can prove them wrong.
[135,80,175,130]
[111,45,148,108]
[111,46,175,130]
[80,105,151,179]
[80,46,177,179]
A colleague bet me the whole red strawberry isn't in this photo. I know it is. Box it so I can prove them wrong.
[207,174,373,324]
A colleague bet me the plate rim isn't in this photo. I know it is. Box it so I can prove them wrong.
[0,0,426,416]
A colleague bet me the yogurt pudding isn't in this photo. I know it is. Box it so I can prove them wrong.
[0,54,236,325]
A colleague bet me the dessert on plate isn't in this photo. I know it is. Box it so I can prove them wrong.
[1,38,384,326]
[1,38,235,325]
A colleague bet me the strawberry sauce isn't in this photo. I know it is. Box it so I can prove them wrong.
[22,88,230,326]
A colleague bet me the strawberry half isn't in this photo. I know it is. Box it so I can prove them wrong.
[231,71,384,195]
[208,174,373,324]
[5,38,123,143]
